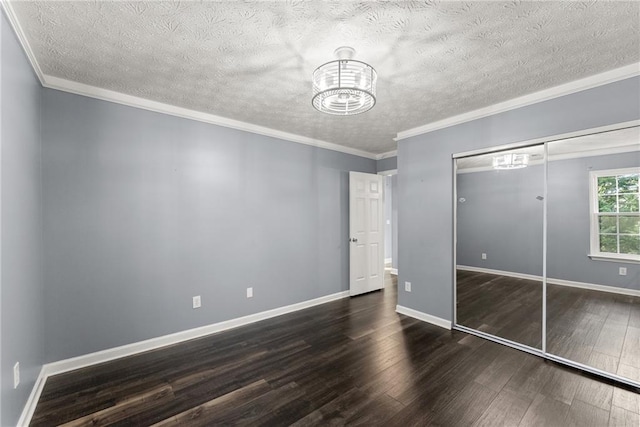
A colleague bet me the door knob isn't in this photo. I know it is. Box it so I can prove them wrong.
[350,238,358,242]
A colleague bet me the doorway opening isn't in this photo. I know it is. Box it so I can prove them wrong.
[380,170,398,291]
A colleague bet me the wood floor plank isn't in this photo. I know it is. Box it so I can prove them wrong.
[430,381,498,426]
[472,389,531,427]
[620,326,640,369]
[564,399,610,427]
[518,393,571,427]
[573,375,614,412]
[150,379,270,426]
[612,384,640,414]
[540,367,582,406]
[609,404,640,426]
[59,384,173,427]
[594,318,626,358]
[289,387,371,426]
[474,347,524,392]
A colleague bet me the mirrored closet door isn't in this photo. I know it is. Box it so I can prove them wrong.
[546,126,640,383]
[454,123,640,388]
[455,145,545,349]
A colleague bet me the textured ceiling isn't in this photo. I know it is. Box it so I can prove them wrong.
[10,1,640,154]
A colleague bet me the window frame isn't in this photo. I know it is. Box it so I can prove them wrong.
[588,167,640,263]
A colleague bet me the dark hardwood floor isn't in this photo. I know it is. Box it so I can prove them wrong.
[457,269,640,384]
[31,271,639,426]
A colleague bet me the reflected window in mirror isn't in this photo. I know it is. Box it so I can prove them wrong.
[589,167,640,262]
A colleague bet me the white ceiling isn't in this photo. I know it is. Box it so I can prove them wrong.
[456,126,640,171]
[8,1,640,155]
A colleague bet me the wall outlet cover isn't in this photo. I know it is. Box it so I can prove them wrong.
[481,253,487,260]
[619,267,627,276]
[192,295,202,309]
[404,281,411,292]
[247,287,253,298]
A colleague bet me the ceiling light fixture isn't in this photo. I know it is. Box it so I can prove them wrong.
[492,153,530,170]
[312,46,377,116]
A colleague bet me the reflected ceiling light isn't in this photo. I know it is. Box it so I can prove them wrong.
[492,153,530,170]
[312,46,377,116]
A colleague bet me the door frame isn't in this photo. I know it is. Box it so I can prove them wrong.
[378,169,397,275]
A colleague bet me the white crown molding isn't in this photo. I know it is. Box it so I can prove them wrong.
[376,150,397,160]
[42,76,379,160]
[396,305,452,330]
[0,1,45,84]
[397,63,640,141]
[457,265,640,298]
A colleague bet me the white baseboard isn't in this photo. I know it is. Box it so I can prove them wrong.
[18,290,349,426]
[457,265,540,281]
[17,367,47,427]
[396,305,452,330]
[45,290,350,376]
[457,265,640,298]
[389,268,398,275]
[547,278,640,298]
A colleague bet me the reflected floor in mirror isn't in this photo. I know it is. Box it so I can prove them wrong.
[457,269,640,383]
[456,269,543,348]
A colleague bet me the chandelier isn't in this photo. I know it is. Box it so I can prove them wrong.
[312,47,377,116]
[492,153,530,170]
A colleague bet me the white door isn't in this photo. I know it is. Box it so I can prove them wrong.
[349,171,384,296]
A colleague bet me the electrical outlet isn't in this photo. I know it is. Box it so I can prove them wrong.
[619,267,627,276]
[481,253,487,260]
[13,362,20,389]
[404,281,411,292]
[192,295,201,309]
[247,287,253,298]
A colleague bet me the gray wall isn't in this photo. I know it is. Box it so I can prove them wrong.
[398,76,640,322]
[456,165,544,276]
[41,88,376,362]
[457,151,640,289]
[1,12,45,427]
[377,156,397,172]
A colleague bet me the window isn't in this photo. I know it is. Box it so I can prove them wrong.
[589,168,640,262]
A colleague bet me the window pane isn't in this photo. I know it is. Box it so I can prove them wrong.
[599,216,618,234]
[619,216,640,235]
[618,174,639,193]
[620,235,640,255]
[619,193,639,213]
[598,176,617,195]
[598,195,618,213]
[599,234,617,253]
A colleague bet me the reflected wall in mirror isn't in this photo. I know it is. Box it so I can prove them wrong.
[546,126,640,383]
[456,145,544,349]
